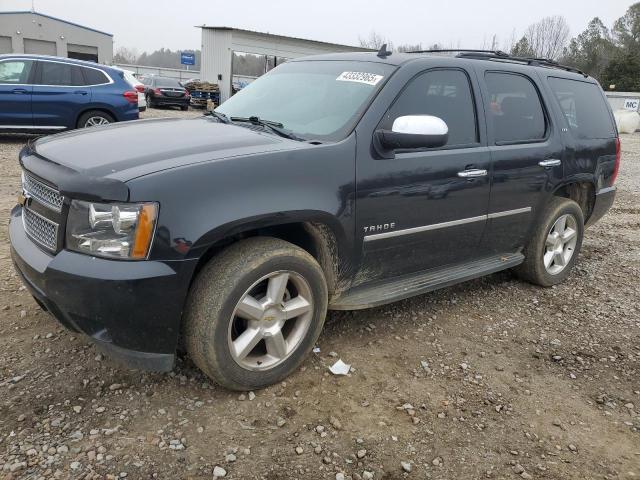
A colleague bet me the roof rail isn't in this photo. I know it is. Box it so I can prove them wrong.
[405,49,588,77]
[406,49,510,56]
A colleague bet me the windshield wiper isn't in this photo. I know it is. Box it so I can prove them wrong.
[230,116,305,141]
[205,110,231,124]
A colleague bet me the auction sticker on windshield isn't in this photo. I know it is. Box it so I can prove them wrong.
[336,71,384,86]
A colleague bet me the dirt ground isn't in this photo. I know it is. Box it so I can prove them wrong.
[0,108,638,480]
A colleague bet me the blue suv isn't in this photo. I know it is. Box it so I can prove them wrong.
[0,54,139,132]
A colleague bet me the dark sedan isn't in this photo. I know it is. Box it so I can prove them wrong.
[142,76,190,110]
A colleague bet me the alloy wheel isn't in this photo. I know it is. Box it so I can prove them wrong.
[227,271,314,371]
[543,213,578,275]
[84,116,110,128]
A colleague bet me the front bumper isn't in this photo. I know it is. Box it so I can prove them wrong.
[9,205,197,371]
[586,186,616,228]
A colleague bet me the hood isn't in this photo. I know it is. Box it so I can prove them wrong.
[31,116,295,181]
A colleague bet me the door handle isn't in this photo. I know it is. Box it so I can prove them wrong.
[539,159,561,168]
[457,169,488,178]
[74,90,88,95]
[12,88,28,94]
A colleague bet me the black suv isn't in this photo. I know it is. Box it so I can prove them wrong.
[10,50,619,390]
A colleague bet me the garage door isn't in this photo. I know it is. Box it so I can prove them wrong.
[23,38,57,56]
[67,43,98,63]
[0,36,11,54]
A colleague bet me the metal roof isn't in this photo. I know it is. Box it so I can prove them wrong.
[0,11,113,37]
[197,26,371,52]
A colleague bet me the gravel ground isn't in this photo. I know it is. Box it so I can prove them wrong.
[0,110,638,480]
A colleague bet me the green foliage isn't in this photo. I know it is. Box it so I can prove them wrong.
[602,51,640,91]
[563,3,640,90]
[561,18,616,81]
[511,37,535,57]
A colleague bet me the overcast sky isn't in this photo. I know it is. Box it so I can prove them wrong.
[2,0,635,53]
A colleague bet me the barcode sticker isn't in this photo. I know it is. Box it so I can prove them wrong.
[336,71,384,86]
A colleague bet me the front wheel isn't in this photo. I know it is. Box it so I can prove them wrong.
[183,237,328,391]
[515,197,584,287]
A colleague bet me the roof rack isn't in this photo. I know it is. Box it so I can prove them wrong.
[405,49,587,77]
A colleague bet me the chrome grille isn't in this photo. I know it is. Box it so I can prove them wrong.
[22,207,58,252]
[22,172,64,212]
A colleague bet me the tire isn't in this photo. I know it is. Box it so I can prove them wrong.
[77,110,114,129]
[515,197,584,287]
[139,106,146,112]
[183,237,328,391]
[180,105,189,111]
[146,95,154,108]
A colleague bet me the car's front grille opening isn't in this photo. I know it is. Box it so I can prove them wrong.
[22,207,59,252]
[22,172,64,212]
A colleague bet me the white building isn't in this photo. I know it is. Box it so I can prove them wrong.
[199,27,371,102]
[0,11,113,64]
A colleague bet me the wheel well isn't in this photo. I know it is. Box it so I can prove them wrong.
[553,182,595,223]
[76,108,116,127]
[191,222,343,296]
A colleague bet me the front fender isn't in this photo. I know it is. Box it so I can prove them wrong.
[126,135,357,263]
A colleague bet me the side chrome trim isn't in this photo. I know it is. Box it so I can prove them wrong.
[0,57,114,87]
[487,207,532,219]
[1,125,66,130]
[364,215,487,242]
[363,207,532,242]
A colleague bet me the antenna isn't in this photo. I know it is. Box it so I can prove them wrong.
[377,43,392,58]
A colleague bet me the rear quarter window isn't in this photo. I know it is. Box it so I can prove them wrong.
[82,67,109,85]
[548,77,615,139]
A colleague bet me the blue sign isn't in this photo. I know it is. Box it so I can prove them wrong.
[180,52,195,66]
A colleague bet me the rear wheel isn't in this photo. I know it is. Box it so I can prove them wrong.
[515,197,584,286]
[180,105,189,111]
[146,94,154,108]
[184,237,328,390]
[77,110,114,129]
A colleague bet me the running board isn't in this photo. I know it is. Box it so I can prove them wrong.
[330,253,524,310]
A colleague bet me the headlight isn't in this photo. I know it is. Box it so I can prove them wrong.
[66,200,158,260]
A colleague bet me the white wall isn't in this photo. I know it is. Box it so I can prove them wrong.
[0,12,113,63]
[605,91,640,112]
[114,63,199,81]
[200,27,371,102]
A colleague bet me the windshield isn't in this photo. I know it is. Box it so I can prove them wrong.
[216,60,395,141]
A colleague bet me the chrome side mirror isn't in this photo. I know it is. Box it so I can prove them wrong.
[375,115,449,152]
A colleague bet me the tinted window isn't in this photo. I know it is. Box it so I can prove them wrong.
[383,69,478,146]
[0,60,33,84]
[485,72,546,143]
[39,61,84,86]
[155,77,182,88]
[548,77,615,139]
[82,67,109,85]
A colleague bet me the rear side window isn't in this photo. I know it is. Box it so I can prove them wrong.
[548,77,615,139]
[82,67,109,85]
[39,61,84,86]
[383,69,478,147]
[485,72,546,144]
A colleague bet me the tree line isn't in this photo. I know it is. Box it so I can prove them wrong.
[359,2,640,91]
